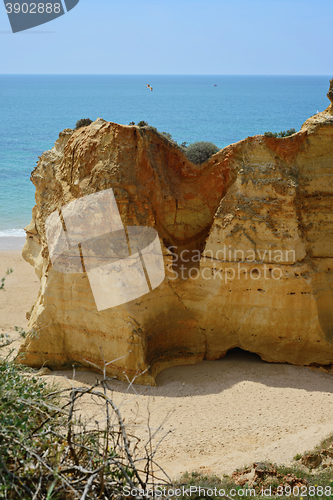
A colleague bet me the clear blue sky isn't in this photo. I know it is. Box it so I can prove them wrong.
[0,0,332,74]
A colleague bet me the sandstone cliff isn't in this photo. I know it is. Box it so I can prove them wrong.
[18,83,333,384]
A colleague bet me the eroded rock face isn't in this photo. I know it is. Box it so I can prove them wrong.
[327,78,333,106]
[19,94,333,384]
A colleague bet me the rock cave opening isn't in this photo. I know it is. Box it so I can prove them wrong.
[222,347,266,364]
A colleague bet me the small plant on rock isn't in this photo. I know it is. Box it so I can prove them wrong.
[264,128,296,138]
[184,141,219,164]
[75,118,93,130]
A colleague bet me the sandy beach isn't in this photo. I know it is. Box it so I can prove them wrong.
[1,246,333,480]
[0,245,39,332]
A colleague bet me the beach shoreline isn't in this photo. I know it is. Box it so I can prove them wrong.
[0,246,39,332]
[0,236,27,251]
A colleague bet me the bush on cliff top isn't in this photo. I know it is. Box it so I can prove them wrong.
[184,141,219,164]
[75,118,93,130]
[129,121,218,163]
[264,128,296,138]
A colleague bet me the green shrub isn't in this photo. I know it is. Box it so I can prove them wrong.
[0,270,170,498]
[130,122,188,150]
[264,131,278,138]
[0,356,170,498]
[122,120,218,160]
[161,131,173,141]
[0,359,65,499]
[264,128,296,138]
[0,268,13,291]
[283,128,296,136]
[75,118,93,130]
[184,141,219,164]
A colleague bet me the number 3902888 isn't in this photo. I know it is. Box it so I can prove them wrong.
[5,3,61,14]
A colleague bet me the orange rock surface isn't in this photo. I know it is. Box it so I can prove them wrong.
[18,84,333,384]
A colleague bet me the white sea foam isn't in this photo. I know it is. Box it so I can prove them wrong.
[0,229,26,238]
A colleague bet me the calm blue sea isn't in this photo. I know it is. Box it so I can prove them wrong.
[0,75,331,238]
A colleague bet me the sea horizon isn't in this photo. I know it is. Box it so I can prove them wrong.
[0,73,330,75]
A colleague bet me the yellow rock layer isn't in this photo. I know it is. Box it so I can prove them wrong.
[18,88,333,384]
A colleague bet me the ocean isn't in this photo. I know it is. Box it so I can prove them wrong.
[0,74,331,245]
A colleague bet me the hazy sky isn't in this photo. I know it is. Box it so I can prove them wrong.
[0,0,332,74]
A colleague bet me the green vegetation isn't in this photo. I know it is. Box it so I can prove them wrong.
[0,358,63,499]
[160,131,173,141]
[2,271,333,498]
[0,271,170,498]
[175,458,333,499]
[0,358,170,497]
[130,119,299,165]
[75,118,93,130]
[129,120,218,164]
[0,267,13,291]
[264,128,296,138]
[183,141,219,164]
[174,432,333,499]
